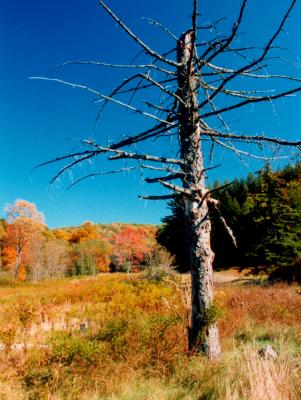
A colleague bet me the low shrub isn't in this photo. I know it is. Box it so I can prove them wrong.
[48,332,104,366]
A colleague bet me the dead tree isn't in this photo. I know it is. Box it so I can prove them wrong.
[31,0,301,359]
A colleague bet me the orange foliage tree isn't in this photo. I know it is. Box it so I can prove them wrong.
[64,222,112,275]
[68,221,101,244]
[0,220,7,271]
[110,225,156,271]
[3,200,45,279]
[70,239,112,275]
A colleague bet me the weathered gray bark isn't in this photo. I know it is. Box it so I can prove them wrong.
[177,31,221,360]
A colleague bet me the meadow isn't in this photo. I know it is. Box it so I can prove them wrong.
[0,272,300,400]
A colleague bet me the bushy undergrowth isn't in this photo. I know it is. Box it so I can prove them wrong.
[0,274,300,399]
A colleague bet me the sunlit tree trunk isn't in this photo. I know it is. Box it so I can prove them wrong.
[177,31,221,359]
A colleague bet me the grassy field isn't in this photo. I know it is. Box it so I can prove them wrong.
[0,272,300,400]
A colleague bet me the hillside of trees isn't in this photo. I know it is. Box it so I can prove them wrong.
[1,163,300,282]
[158,163,301,281]
[0,202,157,281]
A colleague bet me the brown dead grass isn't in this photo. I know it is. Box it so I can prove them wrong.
[218,284,301,341]
[0,274,300,399]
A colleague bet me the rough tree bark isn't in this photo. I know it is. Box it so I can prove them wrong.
[177,31,221,358]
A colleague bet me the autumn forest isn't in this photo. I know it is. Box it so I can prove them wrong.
[0,200,158,281]
[1,163,300,283]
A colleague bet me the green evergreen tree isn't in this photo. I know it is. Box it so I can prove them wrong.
[158,163,301,279]
[248,164,301,270]
[157,197,188,272]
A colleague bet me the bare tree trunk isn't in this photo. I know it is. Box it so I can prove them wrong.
[15,248,21,279]
[177,31,221,360]
[14,234,24,279]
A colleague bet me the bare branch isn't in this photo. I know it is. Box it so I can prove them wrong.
[99,98,179,150]
[205,0,247,63]
[203,129,301,147]
[67,167,137,189]
[199,0,298,108]
[232,72,301,83]
[143,102,171,114]
[202,164,222,174]
[197,37,229,60]
[186,0,198,76]
[139,73,185,105]
[145,173,183,183]
[139,194,176,200]
[94,73,180,122]
[95,73,143,121]
[200,85,301,118]
[29,76,175,127]
[141,17,179,41]
[198,62,268,80]
[192,0,198,44]
[158,180,192,196]
[53,60,175,75]
[49,153,99,185]
[197,18,226,31]
[206,181,235,196]
[200,78,276,100]
[114,77,176,96]
[141,165,180,173]
[214,139,288,161]
[208,200,237,247]
[101,120,178,151]
[98,0,180,67]
[33,150,97,171]
[84,140,185,165]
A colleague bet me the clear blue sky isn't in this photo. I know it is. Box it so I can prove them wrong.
[1,0,301,227]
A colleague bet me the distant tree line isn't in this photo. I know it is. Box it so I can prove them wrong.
[2,163,300,282]
[0,200,158,281]
[157,163,301,282]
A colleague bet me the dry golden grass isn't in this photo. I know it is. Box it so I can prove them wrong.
[0,273,300,399]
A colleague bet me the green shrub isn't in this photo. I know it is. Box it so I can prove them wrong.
[94,318,129,358]
[48,332,103,366]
